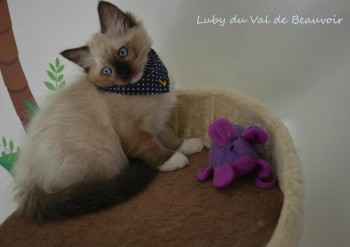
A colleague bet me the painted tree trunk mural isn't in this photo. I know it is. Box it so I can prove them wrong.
[0,0,37,129]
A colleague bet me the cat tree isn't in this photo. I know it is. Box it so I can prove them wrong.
[0,1,304,246]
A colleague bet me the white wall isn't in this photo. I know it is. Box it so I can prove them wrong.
[1,1,349,246]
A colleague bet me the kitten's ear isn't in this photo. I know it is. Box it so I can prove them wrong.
[98,1,136,33]
[60,46,90,70]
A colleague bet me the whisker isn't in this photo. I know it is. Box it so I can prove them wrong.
[135,42,150,62]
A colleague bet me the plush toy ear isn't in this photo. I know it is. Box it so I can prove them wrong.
[241,126,268,145]
[208,118,236,147]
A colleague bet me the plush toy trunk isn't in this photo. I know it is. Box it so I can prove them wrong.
[0,88,304,247]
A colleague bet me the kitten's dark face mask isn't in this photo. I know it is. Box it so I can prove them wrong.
[104,46,131,80]
[99,47,137,86]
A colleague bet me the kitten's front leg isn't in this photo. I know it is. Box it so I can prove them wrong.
[159,125,204,155]
[157,152,189,172]
[124,129,188,172]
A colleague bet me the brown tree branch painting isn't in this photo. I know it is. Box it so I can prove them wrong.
[0,0,37,129]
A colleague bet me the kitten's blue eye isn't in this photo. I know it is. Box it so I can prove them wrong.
[118,47,128,58]
[102,67,112,76]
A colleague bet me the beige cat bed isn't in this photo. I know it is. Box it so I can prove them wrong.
[0,88,304,247]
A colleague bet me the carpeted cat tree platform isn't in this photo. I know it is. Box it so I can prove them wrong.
[0,89,304,247]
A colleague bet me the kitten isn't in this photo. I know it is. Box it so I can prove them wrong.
[13,1,203,221]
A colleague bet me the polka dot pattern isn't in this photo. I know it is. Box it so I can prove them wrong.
[104,49,170,95]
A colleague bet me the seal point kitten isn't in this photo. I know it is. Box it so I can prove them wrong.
[13,1,203,221]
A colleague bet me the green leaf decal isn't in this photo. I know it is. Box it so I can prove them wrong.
[47,71,57,81]
[2,137,6,148]
[45,58,66,91]
[0,138,19,175]
[49,63,56,73]
[57,74,64,82]
[9,140,14,152]
[55,57,60,68]
[45,82,56,91]
[59,81,66,88]
[23,100,39,120]
[0,153,18,173]
[57,65,65,73]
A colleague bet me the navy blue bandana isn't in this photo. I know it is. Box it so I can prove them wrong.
[104,49,169,95]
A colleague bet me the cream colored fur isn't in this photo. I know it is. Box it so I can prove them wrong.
[13,2,203,217]
[14,80,177,195]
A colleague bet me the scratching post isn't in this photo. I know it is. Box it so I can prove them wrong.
[0,88,304,247]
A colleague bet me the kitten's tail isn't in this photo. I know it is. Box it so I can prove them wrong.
[17,160,157,222]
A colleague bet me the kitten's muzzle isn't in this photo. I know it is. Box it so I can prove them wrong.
[116,65,130,79]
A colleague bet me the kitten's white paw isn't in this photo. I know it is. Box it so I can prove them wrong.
[158,152,189,172]
[178,138,204,155]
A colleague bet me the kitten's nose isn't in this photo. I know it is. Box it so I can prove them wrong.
[114,62,130,79]
[117,67,130,78]
[116,65,130,79]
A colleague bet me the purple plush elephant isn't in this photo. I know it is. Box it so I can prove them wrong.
[197,118,277,189]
